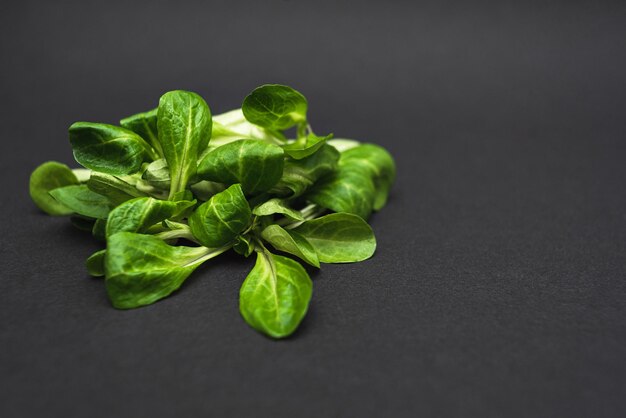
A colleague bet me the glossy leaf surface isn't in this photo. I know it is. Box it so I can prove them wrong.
[29,161,79,215]
[49,185,111,219]
[242,84,307,130]
[119,107,162,156]
[253,198,304,221]
[239,251,312,338]
[261,225,319,267]
[294,213,376,263]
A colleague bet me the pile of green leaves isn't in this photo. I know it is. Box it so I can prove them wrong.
[29,84,395,338]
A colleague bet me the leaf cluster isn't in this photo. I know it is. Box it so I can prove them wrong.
[29,84,396,338]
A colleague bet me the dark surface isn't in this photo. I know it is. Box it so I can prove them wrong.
[1,1,625,416]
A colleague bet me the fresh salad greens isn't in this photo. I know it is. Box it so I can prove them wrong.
[29,84,396,339]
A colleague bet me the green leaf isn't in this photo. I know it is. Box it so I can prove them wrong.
[188,184,251,247]
[212,108,285,146]
[189,180,226,201]
[69,122,156,175]
[239,251,313,338]
[29,161,79,215]
[197,139,284,195]
[92,218,107,241]
[305,166,376,219]
[340,144,396,210]
[282,133,332,160]
[252,198,305,221]
[106,197,195,238]
[49,185,112,219]
[261,225,319,267]
[87,172,147,206]
[233,234,254,257]
[242,84,307,130]
[86,249,106,277]
[120,107,162,157]
[271,144,340,198]
[105,232,222,309]
[141,159,170,191]
[157,90,212,199]
[293,213,376,263]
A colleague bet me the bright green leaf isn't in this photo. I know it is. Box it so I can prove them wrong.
[282,133,333,160]
[253,198,305,221]
[261,225,319,267]
[29,161,79,215]
[188,184,251,247]
[120,107,162,157]
[242,84,307,130]
[293,213,376,263]
[239,251,313,338]
[86,249,106,277]
[49,185,111,219]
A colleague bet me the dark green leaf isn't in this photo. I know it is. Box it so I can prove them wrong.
[69,122,156,175]
[242,84,307,130]
[105,232,219,309]
[261,225,319,267]
[293,213,376,263]
[252,198,305,221]
[92,218,107,241]
[120,107,162,156]
[282,133,332,160]
[197,139,284,195]
[106,197,195,238]
[86,249,106,277]
[305,165,376,219]
[239,251,313,338]
[188,184,251,247]
[29,161,79,215]
[271,144,340,198]
[340,144,396,210]
[157,90,212,199]
[49,185,112,219]
[70,215,96,232]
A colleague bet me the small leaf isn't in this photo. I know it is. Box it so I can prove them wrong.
[188,184,251,247]
[261,225,319,267]
[271,144,340,198]
[157,90,212,199]
[233,234,254,257]
[105,232,216,309]
[197,139,284,195]
[86,249,106,277]
[239,251,313,338]
[29,161,79,215]
[340,144,396,210]
[253,198,305,221]
[87,172,147,206]
[49,185,112,219]
[293,213,376,263]
[282,133,332,160]
[142,158,171,191]
[69,122,155,175]
[120,107,162,156]
[305,166,376,219]
[242,84,307,130]
[106,196,195,238]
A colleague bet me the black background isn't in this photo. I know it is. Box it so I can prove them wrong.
[1,1,625,416]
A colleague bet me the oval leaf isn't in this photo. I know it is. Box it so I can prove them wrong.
[197,139,284,195]
[242,84,308,130]
[86,249,106,277]
[253,198,305,221]
[239,251,313,338]
[106,197,196,238]
[293,213,376,263]
[157,90,212,199]
[29,161,79,215]
[69,122,154,175]
[188,184,251,247]
[120,107,162,156]
[261,225,319,267]
[49,185,112,219]
[282,133,332,160]
[105,232,214,309]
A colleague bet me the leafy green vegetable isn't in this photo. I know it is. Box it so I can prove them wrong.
[253,198,305,221]
[105,232,227,309]
[188,184,251,247]
[294,213,376,263]
[239,250,313,338]
[242,84,307,130]
[106,197,195,238]
[29,84,395,339]
[261,225,319,267]
[197,139,284,195]
[29,161,79,215]
[49,185,111,219]
[69,122,157,175]
[157,90,212,199]
[120,108,162,157]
